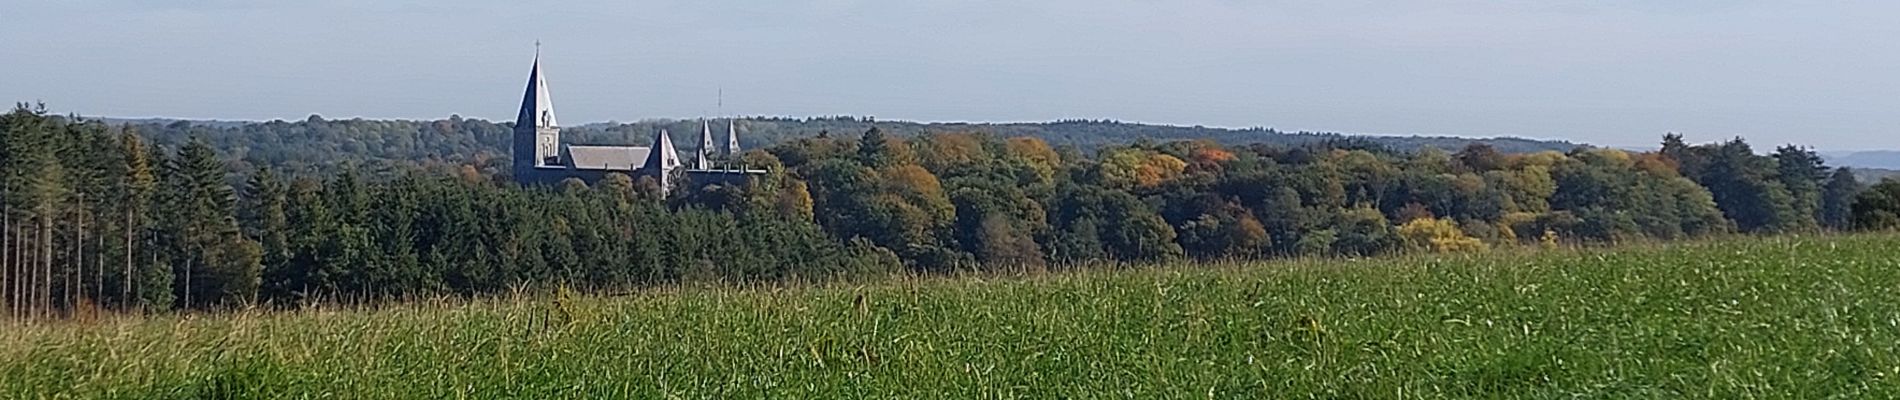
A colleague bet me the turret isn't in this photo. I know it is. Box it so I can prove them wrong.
[642,129,682,194]
[724,119,741,161]
[695,120,715,170]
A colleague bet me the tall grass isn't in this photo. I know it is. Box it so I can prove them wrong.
[2,234,1897,398]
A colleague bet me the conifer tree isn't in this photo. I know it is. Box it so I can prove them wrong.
[1772,145,1827,231]
[136,141,174,310]
[243,168,291,302]
[1820,168,1863,230]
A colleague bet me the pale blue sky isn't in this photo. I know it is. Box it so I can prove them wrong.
[3,1,1896,150]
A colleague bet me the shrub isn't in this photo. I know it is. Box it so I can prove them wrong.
[1398,218,1489,253]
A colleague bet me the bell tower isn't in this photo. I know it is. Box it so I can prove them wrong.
[513,44,560,182]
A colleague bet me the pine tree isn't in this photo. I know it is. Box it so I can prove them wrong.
[170,137,258,308]
[58,119,113,311]
[1772,145,1826,231]
[276,177,333,303]
[2,105,67,317]
[0,107,13,318]
[1820,168,1863,230]
[135,140,173,310]
[243,168,291,304]
[1701,139,1801,233]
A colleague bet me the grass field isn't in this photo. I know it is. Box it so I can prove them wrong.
[3,234,1898,398]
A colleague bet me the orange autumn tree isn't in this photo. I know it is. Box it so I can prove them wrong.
[1100,147,1186,190]
[1004,136,1062,182]
[915,132,989,171]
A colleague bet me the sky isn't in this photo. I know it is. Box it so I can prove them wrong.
[3,0,1897,150]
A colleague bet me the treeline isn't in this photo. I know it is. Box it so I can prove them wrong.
[763,127,1871,268]
[2,106,894,316]
[8,104,1900,316]
[109,114,1581,180]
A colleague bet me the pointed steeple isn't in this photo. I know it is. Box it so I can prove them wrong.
[516,49,558,130]
[643,129,681,171]
[514,45,562,179]
[695,120,715,170]
[643,129,683,194]
[724,119,741,158]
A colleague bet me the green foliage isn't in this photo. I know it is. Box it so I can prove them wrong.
[1851,179,1900,230]
[1329,206,1399,256]
[1673,139,1806,233]
[1774,145,1828,231]
[1821,167,1864,230]
[11,104,1900,315]
[1294,229,1337,257]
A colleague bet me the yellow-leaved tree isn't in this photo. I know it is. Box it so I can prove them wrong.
[1398,218,1489,253]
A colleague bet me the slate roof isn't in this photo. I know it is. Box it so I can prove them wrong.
[643,129,682,172]
[516,51,557,130]
[564,145,650,171]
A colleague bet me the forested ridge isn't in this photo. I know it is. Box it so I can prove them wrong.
[6,103,1900,317]
[103,114,1579,180]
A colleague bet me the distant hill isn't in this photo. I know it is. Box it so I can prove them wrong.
[1851,167,1900,183]
[81,115,1585,177]
[1823,151,1900,170]
[97,117,253,130]
[600,118,1584,154]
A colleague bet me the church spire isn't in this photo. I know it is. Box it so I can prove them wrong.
[644,129,681,170]
[513,45,561,180]
[695,119,715,170]
[724,119,741,159]
[643,129,682,194]
[516,48,557,130]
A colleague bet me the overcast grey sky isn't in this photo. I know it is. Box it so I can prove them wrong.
[3,1,1896,150]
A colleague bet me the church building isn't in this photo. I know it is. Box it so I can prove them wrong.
[511,50,763,194]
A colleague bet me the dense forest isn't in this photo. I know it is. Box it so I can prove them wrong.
[105,115,1580,180]
[6,103,1900,317]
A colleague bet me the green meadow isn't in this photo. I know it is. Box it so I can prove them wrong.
[4,234,1897,398]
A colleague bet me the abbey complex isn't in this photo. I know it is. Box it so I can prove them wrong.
[511,51,763,194]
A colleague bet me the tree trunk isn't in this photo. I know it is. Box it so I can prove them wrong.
[12,222,22,320]
[20,222,29,319]
[25,222,35,319]
[3,207,10,319]
[124,209,133,310]
[73,197,84,314]
[2,208,10,319]
[25,223,36,319]
[26,222,38,319]
[183,254,192,311]
[14,221,23,319]
[76,194,85,313]
[96,220,103,312]
[43,217,54,319]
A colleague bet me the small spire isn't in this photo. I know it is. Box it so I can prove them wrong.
[645,128,681,171]
[725,119,741,158]
[644,128,683,195]
[696,119,715,170]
